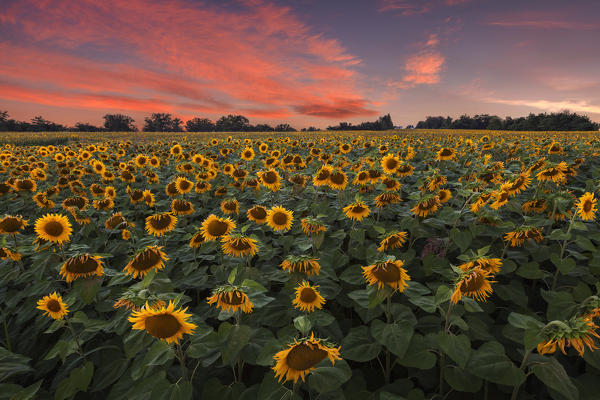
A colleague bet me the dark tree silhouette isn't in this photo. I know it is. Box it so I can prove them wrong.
[103,114,136,131]
[185,117,215,132]
[143,113,183,132]
[215,114,250,131]
[327,114,394,131]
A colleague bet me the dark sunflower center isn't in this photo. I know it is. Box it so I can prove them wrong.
[386,159,398,169]
[440,149,452,157]
[66,256,99,274]
[44,221,64,237]
[372,263,401,282]
[358,172,368,181]
[207,220,228,236]
[131,250,161,271]
[584,201,593,212]
[286,343,327,371]
[179,181,191,190]
[272,212,288,226]
[47,299,62,312]
[166,182,178,194]
[131,191,143,200]
[18,180,34,190]
[386,236,399,246]
[351,205,366,213]
[106,216,125,229]
[438,191,448,201]
[144,314,181,339]
[460,273,485,292]
[244,151,252,158]
[250,207,267,219]
[300,287,317,303]
[316,170,330,180]
[263,171,278,184]
[224,202,237,210]
[498,192,508,202]
[222,291,245,305]
[230,239,251,250]
[0,218,22,232]
[330,173,344,184]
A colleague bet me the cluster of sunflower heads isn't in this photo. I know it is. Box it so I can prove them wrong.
[450,248,502,304]
[537,316,600,357]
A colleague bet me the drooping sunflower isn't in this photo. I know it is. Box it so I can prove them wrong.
[207,286,254,314]
[411,195,441,218]
[34,213,72,245]
[93,197,114,211]
[300,217,327,236]
[537,316,600,357]
[504,227,543,247]
[377,231,408,252]
[577,192,597,221]
[143,190,155,207]
[59,254,104,282]
[189,231,205,248]
[273,333,341,383]
[36,292,69,320]
[292,282,325,312]
[437,189,452,204]
[221,234,259,257]
[145,212,177,237]
[220,199,240,215]
[0,215,28,235]
[489,190,510,210]
[343,201,370,221]
[281,255,321,276]
[105,212,130,231]
[536,162,568,183]
[363,259,411,292]
[450,267,495,304]
[123,245,168,278]
[171,199,194,216]
[375,192,402,208]
[247,205,268,224]
[457,257,502,274]
[0,247,21,261]
[129,301,196,344]
[266,206,294,232]
[200,214,236,241]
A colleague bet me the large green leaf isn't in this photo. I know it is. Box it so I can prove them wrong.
[308,359,352,393]
[341,326,381,362]
[437,332,470,369]
[531,357,578,400]
[371,319,414,358]
[467,341,525,386]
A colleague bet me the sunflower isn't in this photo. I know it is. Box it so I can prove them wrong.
[195,181,212,194]
[170,144,183,157]
[207,286,254,313]
[458,257,502,274]
[240,147,255,161]
[577,192,597,221]
[537,316,600,357]
[273,333,341,383]
[375,192,402,208]
[343,201,370,221]
[189,232,205,248]
[123,245,168,278]
[258,169,281,191]
[93,197,114,211]
[437,189,452,204]
[292,282,325,312]
[175,177,193,194]
[171,199,194,216]
[377,231,408,252]
[381,154,401,174]
[411,195,441,218]
[34,214,72,245]
[504,173,531,196]
[59,254,104,282]
[247,205,268,224]
[363,260,411,291]
[489,191,510,210]
[105,212,130,230]
[328,169,348,190]
[0,247,21,261]
[536,162,568,183]
[221,234,259,257]
[266,206,294,232]
[220,199,240,215]
[129,301,196,344]
[0,215,28,235]
[504,227,543,247]
[145,213,177,236]
[201,214,236,240]
[281,255,321,276]
[436,148,455,161]
[450,267,495,304]
[301,217,327,236]
[143,190,155,207]
[312,165,332,187]
[396,163,414,177]
[36,292,69,320]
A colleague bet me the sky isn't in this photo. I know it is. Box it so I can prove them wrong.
[1,0,599,128]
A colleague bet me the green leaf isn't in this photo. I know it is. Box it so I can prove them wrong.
[341,326,381,362]
[437,332,471,369]
[0,348,32,382]
[44,340,78,363]
[293,315,312,336]
[143,341,174,366]
[550,254,575,274]
[396,334,437,370]
[434,285,452,305]
[444,366,482,393]
[371,319,414,358]
[507,312,545,330]
[575,235,596,252]
[9,380,42,400]
[55,361,94,400]
[221,324,252,365]
[467,341,525,386]
[449,228,471,252]
[308,359,352,393]
[531,358,578,400]
[74,277,103,304]
[407,296,436,313]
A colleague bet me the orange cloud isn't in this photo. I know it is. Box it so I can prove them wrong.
[403,52,445,85]
[0,0,376,123]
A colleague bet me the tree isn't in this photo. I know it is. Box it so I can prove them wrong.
[30,116,65,131]
[253,123,275,132]
[103,114,136,131]
[143,113,183,132]
[215,114,250,131]
[327,114,395,131]
[274,123,296,132]
[75,122,103,132]
[185,117,215,132]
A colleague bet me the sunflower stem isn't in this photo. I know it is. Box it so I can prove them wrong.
[510,349,532,400]
[2,312,11,352]
[384,293,392,384]
[66,317,86,362]
[175,342,189,381]
[552,211,576,290]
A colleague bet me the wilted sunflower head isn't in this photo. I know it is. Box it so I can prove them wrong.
[36,292,69,320]
[537,316,600,357]
[273,333,341,383]
[123,245,168,279]
[221,233,259,258]
[300,217,326,236]
[411,195,441,218]
[377,231,408,252]
[145,212,177,237]
[0,215,28,235]
[59,254,104,283]
[343,201,370,221]
[34,213,72,245]
[171,199,194,215]
[280,255,321,276]
[207,286,254,314]
[129,301,196,344]
[362,259,411,292]
[0,247,21,261]
[450,267,495,304]
[201,214,236,240]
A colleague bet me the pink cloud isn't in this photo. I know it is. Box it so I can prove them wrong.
[485,11,599,30]
[0,0,376,123]
[379,0,471,16]
[403,52,445,85]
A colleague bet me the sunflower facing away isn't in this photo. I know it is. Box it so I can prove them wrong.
[450,267,495,304]
[411,195,441,218]
[145,212,177,236]
[458,257,502,275]
[281,255,321,276]
[301,217,327,236]
[34,213,72,245]
[363,260,411,291]
[59,254,104,282]
[129,301,196,344]
[207,286,254,314]
[37,292,69,320]
[273,333,341,383]
[0,215,28,235]
[377,231,408,252]
[201,214,236,240]
[504,227,543,247]
[123,245,169,278]
[221,234,259,257]
[266,206,294,232]
[537,316,600,357]
[292,282,325,312]
[577,192,597,221]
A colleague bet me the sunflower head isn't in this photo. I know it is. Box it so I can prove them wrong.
[281,255,321,276]
[247,205,268,224]
[300,217,327,236]
[343,201,370,221]
[201,214,236,240]
[362,259,411,292]
[266,206,294,232]
[37,292,69,320]
[221,233,259,258]
[292,282,325,312]
[59,254,104,282]
[207,286,254,314]
[577,192,597,221]
[145,212,177,237]
[34,214,72,245]
[450,267,495,304]
[0,215,28,235]
[171,199,194,215]
[129,301,196,344]
[123,245,169,279]
[273,333,341,383]
[377,231,408,252]
[537,316,600,357]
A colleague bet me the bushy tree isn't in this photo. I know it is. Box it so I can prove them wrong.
[185,118,215,132]
[143,113,183,132]
[215,114,250,132]
[103,114,136,132]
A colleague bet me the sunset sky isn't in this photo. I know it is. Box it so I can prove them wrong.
[1,0,599,128]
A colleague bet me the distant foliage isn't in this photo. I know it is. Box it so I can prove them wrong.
[327,113,394,131]
[143,113,183,132]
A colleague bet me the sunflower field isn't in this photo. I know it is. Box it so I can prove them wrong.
[2,130,600,400]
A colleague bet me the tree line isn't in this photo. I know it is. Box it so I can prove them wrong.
[415,111,599,131]
[326,114,395,131]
